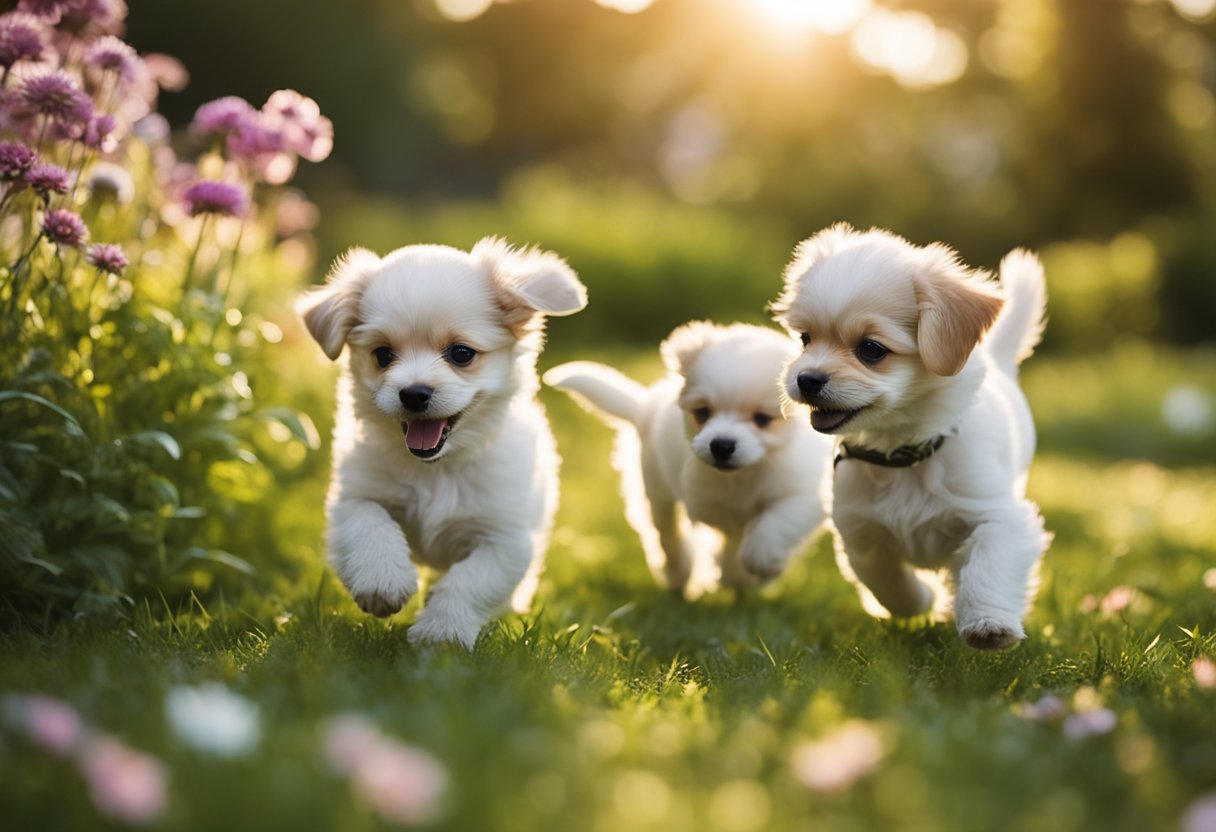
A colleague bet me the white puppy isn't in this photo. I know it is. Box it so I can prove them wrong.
[297,238,587,648]
[772,224,1051,650]
[544,322,832,596]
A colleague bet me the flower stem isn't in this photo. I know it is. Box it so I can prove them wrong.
[182,214,211,298]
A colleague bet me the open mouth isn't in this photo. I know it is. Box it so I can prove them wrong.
[810,407,864,434]
[402,412,461,459]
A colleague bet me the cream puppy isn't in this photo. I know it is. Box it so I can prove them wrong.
[544,322,832,595]
[297,238,587,648]
[772,224,1051,650]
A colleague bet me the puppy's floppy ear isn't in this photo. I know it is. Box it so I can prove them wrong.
[913,244,1004,376]
[474,236,588,336]
[660,320,715,374]
[296,248,381,360]
[770,222,858,326]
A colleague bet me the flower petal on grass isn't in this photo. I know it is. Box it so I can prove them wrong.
[1183,793,1216,832]
[165,683,261,758]
[79,736,169,825]
[1193,656,1216,691]
[791,720,886,793]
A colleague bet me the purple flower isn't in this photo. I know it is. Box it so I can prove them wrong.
[0,140,37,179]
[56,0,128,38]
[15,0,72,24]
[24,160,71,195]
[262,89,333,163]
[19,70,93,135]
[85,242,127,275]
[192,95,257,139]
[82,111,118,151]
[42,207,88,247]
[85,35,143,83]
[183,180,248,218]
[0,12,48,70]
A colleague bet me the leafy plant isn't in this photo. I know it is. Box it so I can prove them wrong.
[0,3,326,628]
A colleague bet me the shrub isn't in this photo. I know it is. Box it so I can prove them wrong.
[0,2,327,628]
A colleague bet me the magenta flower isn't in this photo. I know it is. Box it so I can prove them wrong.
[19,70,93,136]
[85,242,127,274]
[24,160,71,195]
[183,180,248,218]
[263,89,333,163]
[42,207,88,247]
[192,95,257,139]
[0,140,37,179]
[78,736,168,826]
[85,35,143,83]
[0,12,48,70]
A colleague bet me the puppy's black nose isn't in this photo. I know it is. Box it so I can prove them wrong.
[796,372,829,399]
[709,438,736,462]
[399,385,434,413]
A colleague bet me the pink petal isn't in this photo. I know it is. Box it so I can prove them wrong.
[79,736,169,825]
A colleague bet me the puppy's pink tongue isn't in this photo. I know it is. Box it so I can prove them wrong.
[811,409,852,432]
[404,418,448,450]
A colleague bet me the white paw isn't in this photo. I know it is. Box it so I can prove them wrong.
[739,548,787,583]
[957,617,1025,651]
[407,608,482,650]
[343,568,418,619]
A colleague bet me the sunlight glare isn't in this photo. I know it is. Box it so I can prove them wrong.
[595,0,656,13]
[435,0,493,22]
[749,0,871,35]
[851,10,968,88]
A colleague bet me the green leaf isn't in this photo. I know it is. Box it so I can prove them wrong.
[124,430,182,460]
[257,406,322,449]
[176,547,256,576]
[0,390,86,438]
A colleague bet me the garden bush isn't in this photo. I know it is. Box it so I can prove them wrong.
[0,2,327,628]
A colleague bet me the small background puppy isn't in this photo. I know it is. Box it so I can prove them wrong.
[297,238,587,648]
[772,223,1051,650]
[545,322,832,596]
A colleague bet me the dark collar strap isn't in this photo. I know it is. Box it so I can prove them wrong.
[834,434,947,469]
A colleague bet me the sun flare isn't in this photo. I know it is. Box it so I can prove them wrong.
[747,0,871,35]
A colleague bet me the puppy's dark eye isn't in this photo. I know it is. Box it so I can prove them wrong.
[372,346,394,368]
[753,413,773,428]
[800,332,811,347]
[856,340,889,365]
[693,406,711,424]
[445,343,477,367]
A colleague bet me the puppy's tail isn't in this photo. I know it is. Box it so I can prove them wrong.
[986,248,1047,370]
[543,361,648,427]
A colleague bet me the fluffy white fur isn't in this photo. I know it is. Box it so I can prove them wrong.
[296,238,587,648]
[772,224,1051,650]
[544,322,832,596]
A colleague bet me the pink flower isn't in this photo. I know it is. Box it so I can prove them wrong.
[0,140,37,179]
[1194,656,1216,691]
[1099,585,1137,617]
[1062,707,1117,741]
[143,53,187,92]
[22,695,84,757]
[262,89,333,163]
[24,160,71,195]
[85,242,127,275]
[85,35,144,85]
[1183,793,1216,832]
[791,721,886,793]
[42,207,88,247]
[322,715,448,824]
[19,70,93,136]
[78,736,168,825]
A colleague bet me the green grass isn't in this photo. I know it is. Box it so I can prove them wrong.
[2,344,1215,832]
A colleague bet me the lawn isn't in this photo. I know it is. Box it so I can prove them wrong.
[2,343,1215,832]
